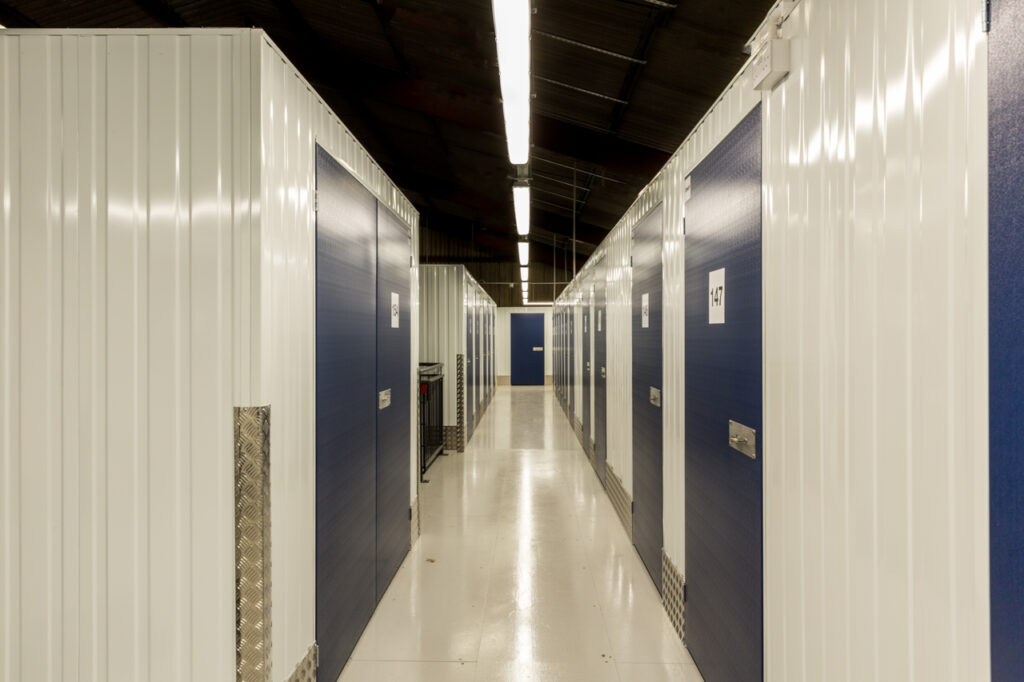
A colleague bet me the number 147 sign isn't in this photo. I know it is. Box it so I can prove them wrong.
[708,268,725,324]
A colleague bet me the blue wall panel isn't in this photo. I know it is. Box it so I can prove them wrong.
[466,306,475,441]
[582,291,592,449]
[375,204,411,602]
[632,205,665,591]
[315,146,378,682]
[569,307,575,415]
[989,2,1024,678]
[593,264,608,486]
[684,106,762,682]
[511,313,545,385]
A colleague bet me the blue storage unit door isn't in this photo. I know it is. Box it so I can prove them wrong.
[684,105,763,682]
[510,313,545,385]
[315,145,378,682]
[582,286,592,453]
[631,204,665,590]
[466,302,475,441]
[569,307,575,414]
[375,203,411,602]
[475,306,482,408]
[593,262,608,486]
[989,2,1024,678]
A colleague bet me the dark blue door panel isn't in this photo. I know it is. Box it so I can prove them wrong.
[475,307,482,409]
[569,308,575,414]
[594,263,608,486]
[582,288,592,453]
[466,303,475,441]
[511,313,545,385]
[376,204,411,602]
[684,106,763,682]
[632,205,664,591]
[315,145,377,682]
[990,2,1024,678]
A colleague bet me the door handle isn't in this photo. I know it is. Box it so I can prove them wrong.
[378,389,392,410]
[600,367,606,378]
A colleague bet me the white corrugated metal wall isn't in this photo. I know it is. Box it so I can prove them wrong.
[0,29,421,682]
[418,265,494,433]
[419,265,464,428]
[556,0,991,678]
[462,271,496,424]
[257,33,420,677]
[762,0,989,678]
[0,31,250,682]
[604,218,633,493]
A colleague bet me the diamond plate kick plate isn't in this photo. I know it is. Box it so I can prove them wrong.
[235,406,272,682]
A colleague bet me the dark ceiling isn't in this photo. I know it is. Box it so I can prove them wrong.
[0,0,774,305]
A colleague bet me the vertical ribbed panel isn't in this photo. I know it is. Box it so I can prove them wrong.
[417,266,494,433]
[0,29,422,682]
[762,1,989,679]
[0,30,246,682]
[603,220,633,495]
[257,35,419,677]
[661,155,686,572]
[419,265,464,428]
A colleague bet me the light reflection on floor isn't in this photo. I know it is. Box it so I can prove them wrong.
[340,386,703,682]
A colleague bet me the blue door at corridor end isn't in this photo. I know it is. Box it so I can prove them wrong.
[684,105,763,682]
[510,313,545,385]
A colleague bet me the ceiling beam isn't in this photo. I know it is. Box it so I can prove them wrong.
[132,0,187,27]
[0,2,38,27]
[608,5,676,134]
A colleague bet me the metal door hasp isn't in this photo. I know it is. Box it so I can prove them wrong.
[728,420,756,459]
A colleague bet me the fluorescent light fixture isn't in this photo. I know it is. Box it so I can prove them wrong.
[518,241,529,266]
[513,185,530,235]
[492,0,531,164]
[522,282,529,293]
[523,301,551,307]
[520,266,529,281]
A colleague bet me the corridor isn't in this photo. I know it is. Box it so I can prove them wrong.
[340,386,702,682]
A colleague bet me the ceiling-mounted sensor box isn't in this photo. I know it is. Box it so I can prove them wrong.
[750,39,790,91]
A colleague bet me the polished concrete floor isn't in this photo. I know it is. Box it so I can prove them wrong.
[340,386,703,682]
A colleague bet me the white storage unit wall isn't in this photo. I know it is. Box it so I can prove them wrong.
[0,29,420,682]
[555,0,991,679]
[418,265,495,450]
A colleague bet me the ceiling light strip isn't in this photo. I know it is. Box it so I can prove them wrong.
[492,0,531,165]
[513,185,530,235]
